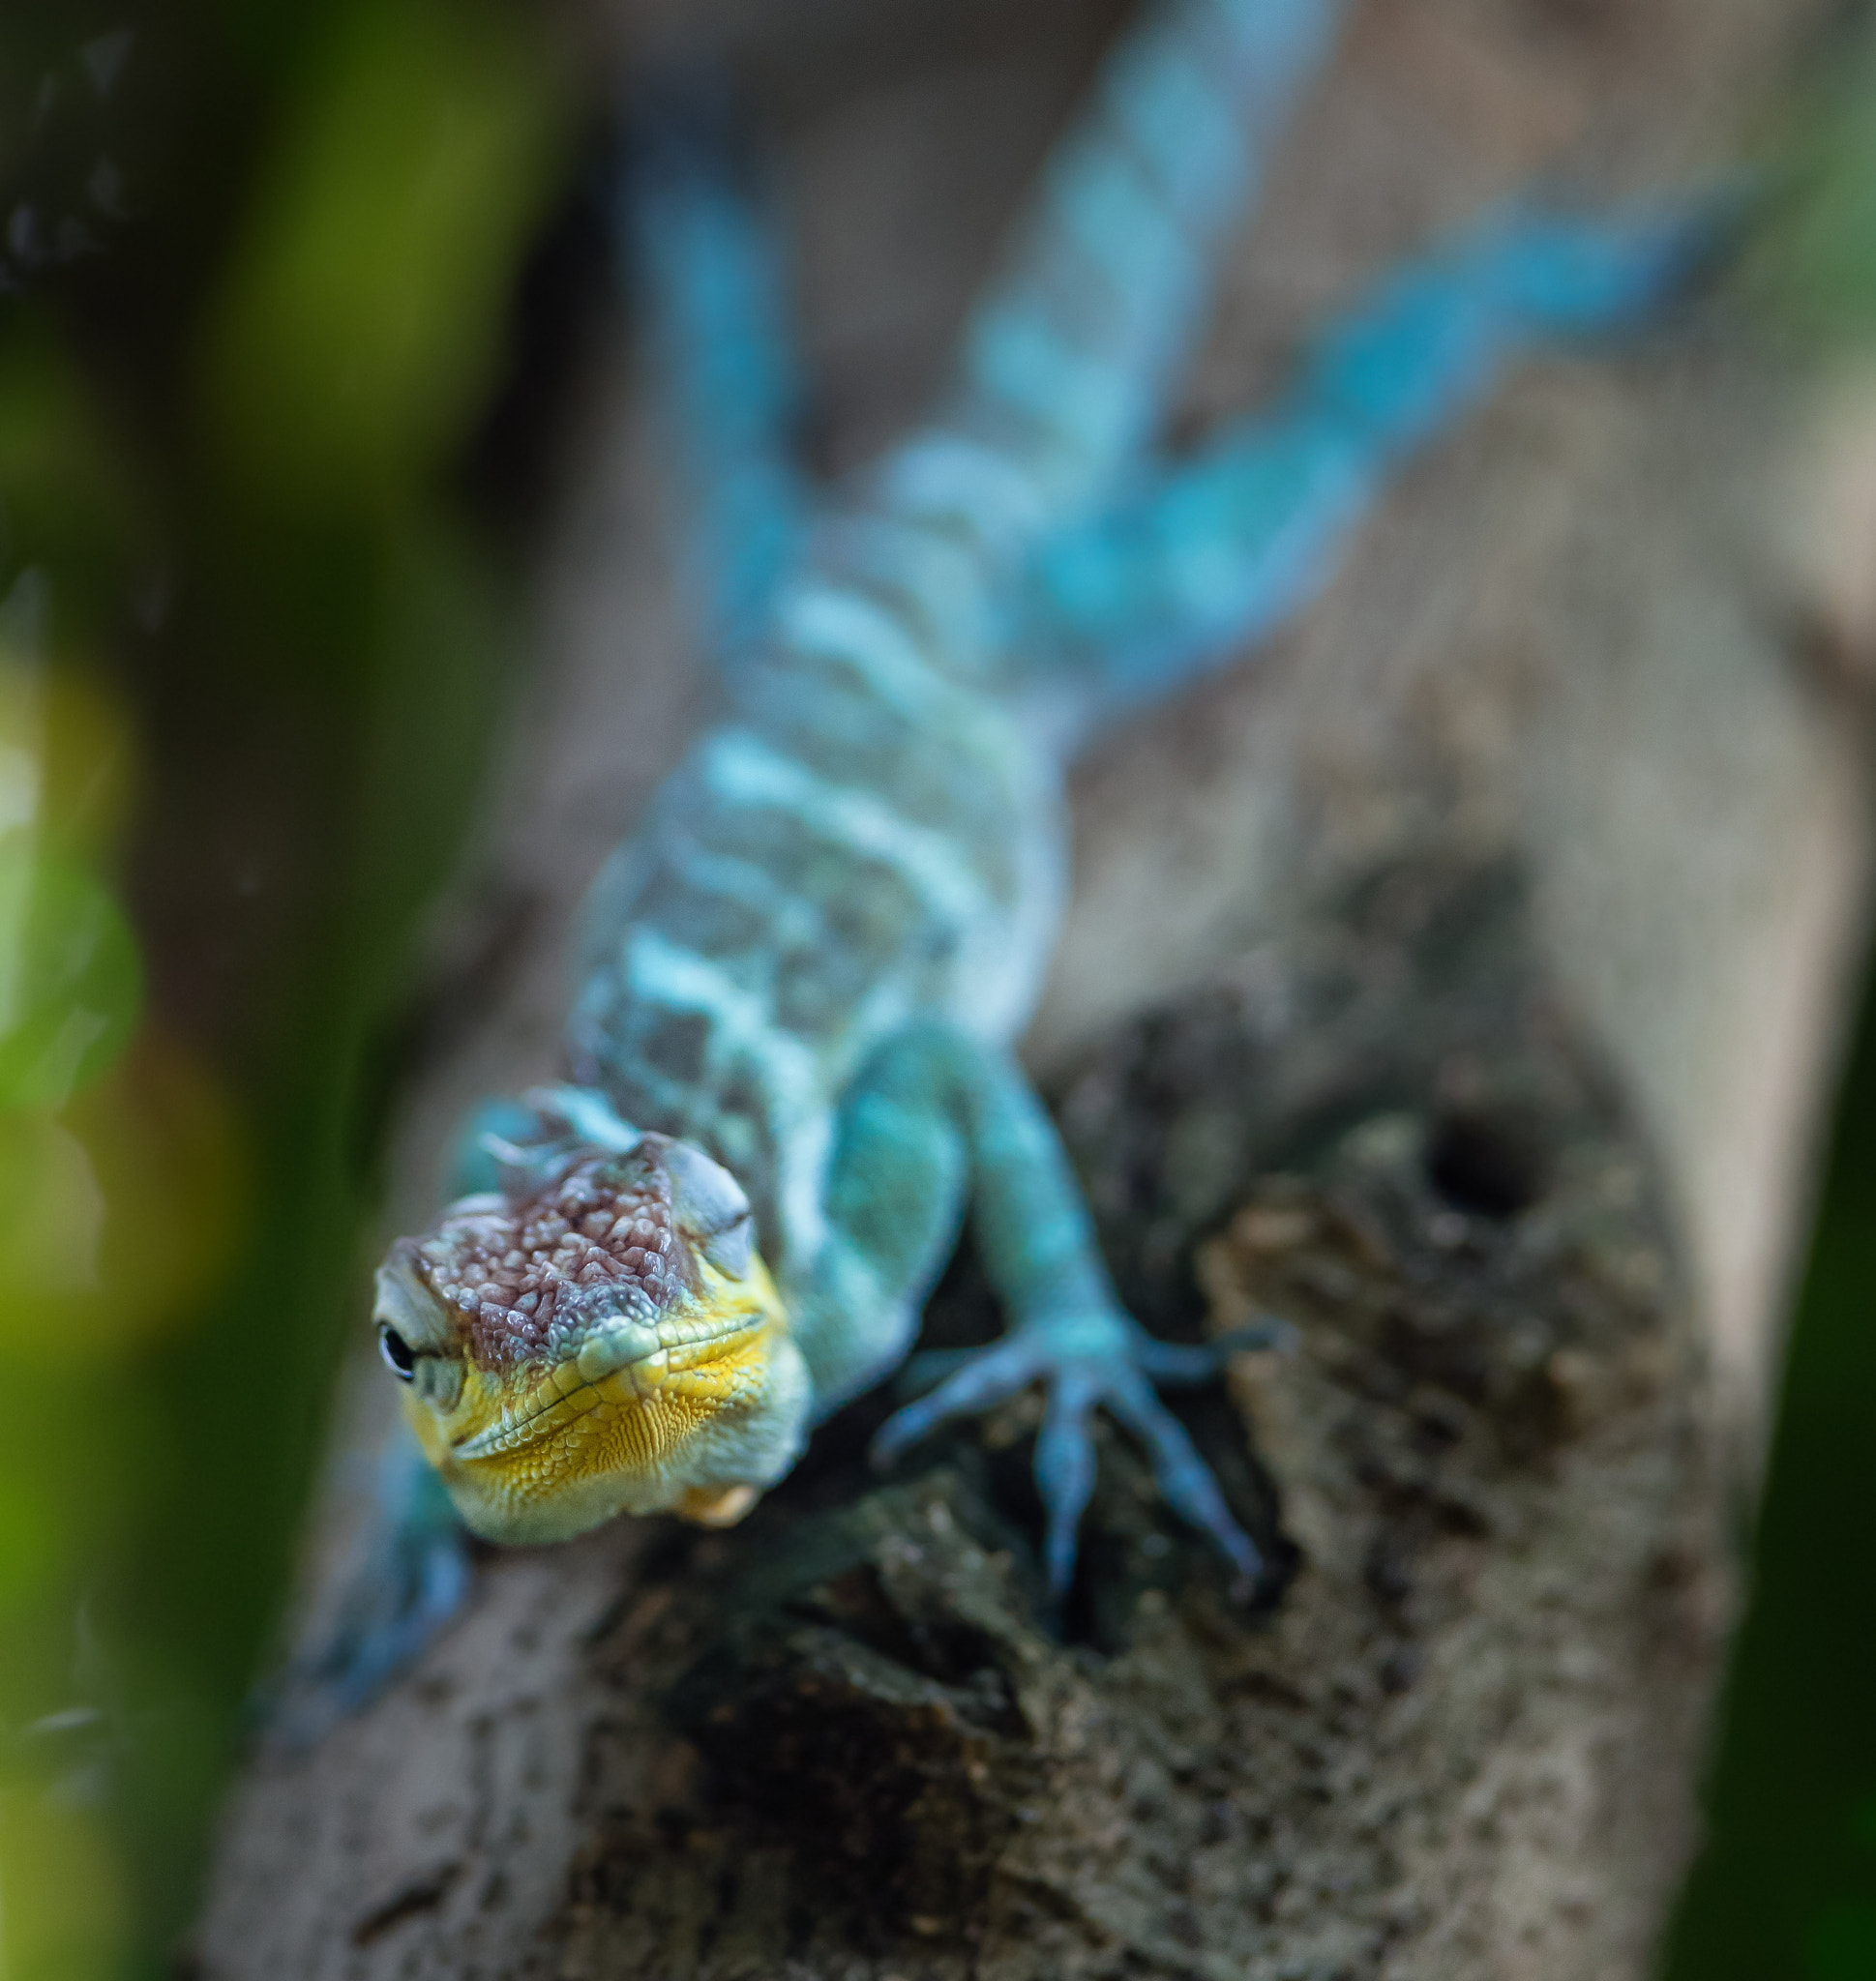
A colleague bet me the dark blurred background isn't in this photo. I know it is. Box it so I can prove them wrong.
[2,2,1876,1977]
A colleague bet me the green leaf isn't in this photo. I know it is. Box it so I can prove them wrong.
[1810,1901,1876,1981]
[0,834,141,1110]
[199,0,564,505]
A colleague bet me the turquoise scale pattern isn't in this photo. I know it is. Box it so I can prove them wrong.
[335,0,1725,1691]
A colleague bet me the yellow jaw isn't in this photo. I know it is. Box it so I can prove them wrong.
[403,1253,795,1544]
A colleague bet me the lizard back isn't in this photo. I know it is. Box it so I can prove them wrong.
[566,520,1065,1279]
[565,0,1345,1279]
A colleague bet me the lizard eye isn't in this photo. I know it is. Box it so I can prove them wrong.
[378,1324,418,1380]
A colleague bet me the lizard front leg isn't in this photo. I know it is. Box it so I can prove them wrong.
[797,1023,1279,1600]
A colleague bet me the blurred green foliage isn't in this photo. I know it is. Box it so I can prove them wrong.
[0,1,568,1975]
[203,0,558,502]
[1742,10,1876,344]
[1662,954,1876,1981]
[0,835,143,1109]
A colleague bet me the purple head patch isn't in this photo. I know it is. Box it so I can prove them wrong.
[409,1145,684,1371]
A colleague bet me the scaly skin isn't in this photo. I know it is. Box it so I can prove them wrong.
[363,0,1715,1649]
[377,0,1351,1599]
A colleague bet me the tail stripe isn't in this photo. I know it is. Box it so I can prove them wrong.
[627,111,808,665]
[1106,33,1244,216]
[887,0,1348,553]
[878,436,1052,550]
[1007,197,1724,734]
[774,583,960,730]
[699,730,991,932]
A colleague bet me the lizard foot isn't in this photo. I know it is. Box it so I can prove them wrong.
[874,1314,1288,1603]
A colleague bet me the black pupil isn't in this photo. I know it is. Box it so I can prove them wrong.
[379,1325,417,1378]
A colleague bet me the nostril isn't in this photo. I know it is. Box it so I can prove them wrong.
[1425,1107,1550,1221]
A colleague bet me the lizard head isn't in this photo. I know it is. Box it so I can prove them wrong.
[373,1126,809,1544]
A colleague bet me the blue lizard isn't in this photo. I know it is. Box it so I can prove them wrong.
[347,0,1716,1700]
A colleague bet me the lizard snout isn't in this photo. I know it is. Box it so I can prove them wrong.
[378,1124,805,1544]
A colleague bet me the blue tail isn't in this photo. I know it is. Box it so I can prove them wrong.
[875,0,1351,566]
[1008,195,1728,738]
[623,84,809,667]
[617,24,1728,744]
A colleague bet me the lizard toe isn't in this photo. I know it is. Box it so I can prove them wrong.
[870,1333,1049,1466]
[1034,1366,1100,1600]
[1128,1314,1296,1386]
[1105,1363,1263,1595]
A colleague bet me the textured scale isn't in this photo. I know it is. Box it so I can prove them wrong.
[405,1150,677,1370]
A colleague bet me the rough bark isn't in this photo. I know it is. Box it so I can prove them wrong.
[194,1,1874,1975]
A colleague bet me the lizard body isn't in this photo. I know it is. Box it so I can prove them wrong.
[349,0,1714,1688]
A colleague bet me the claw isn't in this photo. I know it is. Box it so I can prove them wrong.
[1212,1314,1298,1357]
[1034,1369,1099,1600]
[896,1344,992,1397]
[871,1335,1045,1465]
[1130,1314,1295,1385]
[1106,1367,1263,1593]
